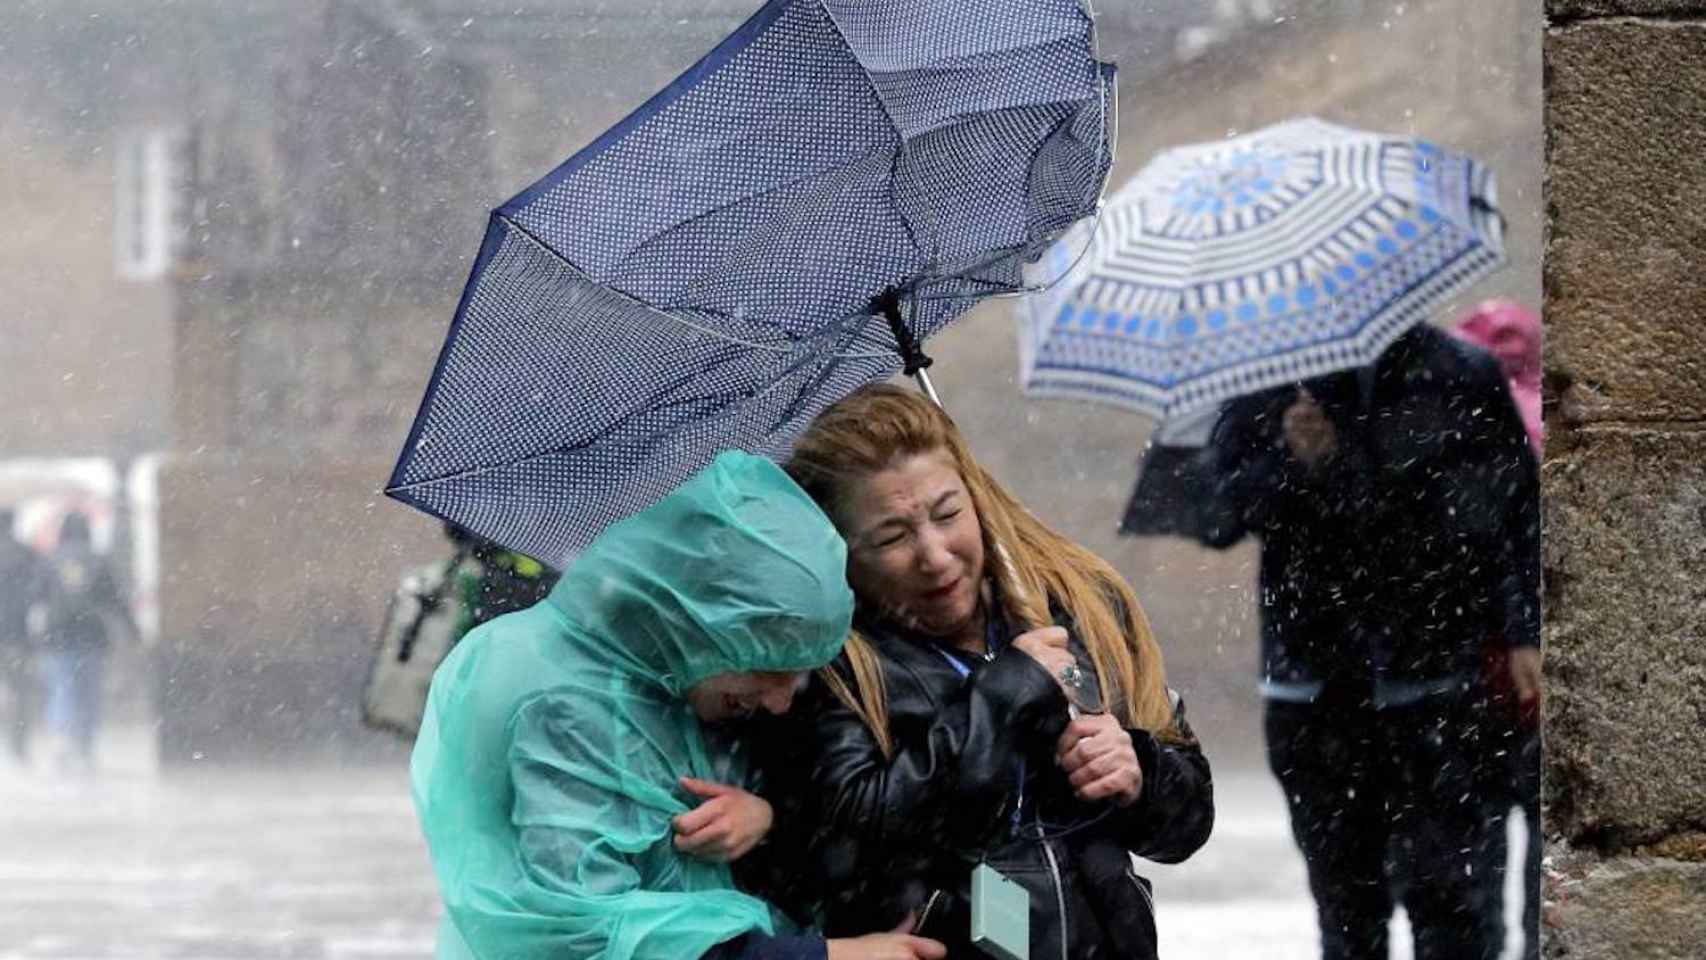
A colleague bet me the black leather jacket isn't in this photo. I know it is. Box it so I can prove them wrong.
[748,599,1214,960]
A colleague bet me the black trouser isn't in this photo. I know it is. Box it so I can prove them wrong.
[1477,711,1542,960]
[1266,691,1501,960]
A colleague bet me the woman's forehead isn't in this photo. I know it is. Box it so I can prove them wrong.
[849,452,963,512]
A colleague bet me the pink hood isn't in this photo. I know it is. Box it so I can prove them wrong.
[1453,299,1543,455]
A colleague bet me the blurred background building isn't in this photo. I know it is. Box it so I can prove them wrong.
[0,0,1540,767]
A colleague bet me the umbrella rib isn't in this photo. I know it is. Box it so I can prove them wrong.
[910,103,1106,299]
[392,374,744,496]
[499,214,902,363]
[612,141,894,267]
[497,214,799,355]
[812,0,945,266]
[387,453,559,495]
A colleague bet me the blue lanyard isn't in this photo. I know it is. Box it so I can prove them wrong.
[933,620,1027,834]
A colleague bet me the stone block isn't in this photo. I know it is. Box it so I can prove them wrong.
[1544,21,1706,423]
[1542,429,1706,845]
[1549,1,1706,20]
[1543,852,1706,959]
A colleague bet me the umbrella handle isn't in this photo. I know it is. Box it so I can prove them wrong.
[875,288,944,408]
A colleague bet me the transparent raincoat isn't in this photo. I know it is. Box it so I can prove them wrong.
[411,451,854,960]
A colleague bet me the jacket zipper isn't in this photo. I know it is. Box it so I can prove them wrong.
[1127,866,1155,915]
[915,889,945,933]
[1039,839,1070,960]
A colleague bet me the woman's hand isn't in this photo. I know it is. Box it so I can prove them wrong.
[1055,714,1144,807]
[1508,646,1543,706]
[672,777,772,862]
[1009,626,1077,692]
[826,916,947,960]
[825,935,947,960]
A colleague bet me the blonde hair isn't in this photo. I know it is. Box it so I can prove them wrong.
[786,383,1180,757]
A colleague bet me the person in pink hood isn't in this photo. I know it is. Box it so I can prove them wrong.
[1453,298,1544,960]
[1454,299,1543,456]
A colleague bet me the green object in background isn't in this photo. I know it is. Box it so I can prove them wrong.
[411,451,854,960]
[971,862,1031,960]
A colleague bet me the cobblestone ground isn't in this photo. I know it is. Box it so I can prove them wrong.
[0,737,1525,959]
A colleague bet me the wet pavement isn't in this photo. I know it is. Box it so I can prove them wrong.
[0,760,438,959]
[0,739,1524,959]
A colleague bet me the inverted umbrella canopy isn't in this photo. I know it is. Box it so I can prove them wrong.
[388,0,1114,565]
[1019,117,1506,422]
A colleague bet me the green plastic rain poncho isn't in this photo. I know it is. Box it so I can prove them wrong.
[411,452,853,960]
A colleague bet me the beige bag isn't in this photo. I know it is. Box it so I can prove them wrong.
[361,558,468,738]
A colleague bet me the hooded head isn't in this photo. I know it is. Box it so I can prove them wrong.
[59,512,92,548]
[549,450,853,716]
[1454,299,1541,384]
[1453,299,1543,454]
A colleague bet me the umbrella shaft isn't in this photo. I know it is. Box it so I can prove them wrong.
[913,369,943,408]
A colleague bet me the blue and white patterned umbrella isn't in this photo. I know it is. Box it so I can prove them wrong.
[387,0,1113,565]
[1019,117,1506,422]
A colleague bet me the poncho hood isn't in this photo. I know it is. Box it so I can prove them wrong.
[549,449,853,695]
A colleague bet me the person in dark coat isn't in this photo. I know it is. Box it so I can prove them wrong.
[756,384,1214,960]
[39,512,136,772]
[440,522,561,637]
[1194,324,1541,960]
[0,508,50,764]
[1453,299,1546,960]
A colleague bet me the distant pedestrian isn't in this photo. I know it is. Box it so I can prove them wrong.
[1454,299,1543,456]
[363,524,560,738]
[1194,324,1541,960]
[441,522,559,637]
[39,512,135,772]
[1455,299,1545,960]
[0,508,50,765]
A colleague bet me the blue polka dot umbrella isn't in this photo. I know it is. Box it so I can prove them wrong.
[387,0,1114,565]
[1019,117,1507,424]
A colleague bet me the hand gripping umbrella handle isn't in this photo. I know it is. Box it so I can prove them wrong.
[875,288,944,408]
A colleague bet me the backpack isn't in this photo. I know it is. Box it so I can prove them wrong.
[361,555,473,738]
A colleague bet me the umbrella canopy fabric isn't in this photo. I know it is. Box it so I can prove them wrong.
[1117,439,1221,539]
[388,0,1113,565]
[1019,117,1506,423]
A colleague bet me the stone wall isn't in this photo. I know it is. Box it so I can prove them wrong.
[1541,1,1706,955]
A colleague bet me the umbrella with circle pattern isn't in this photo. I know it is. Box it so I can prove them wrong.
[1019,117,1507,423]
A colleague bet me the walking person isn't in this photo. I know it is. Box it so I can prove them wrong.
[1454,299,1546,960]
[0,508,50,766]
[39,512,135,773]
[1194,324,1541,960]
[412,451,945,960]
[441,522,559,636]
[764,384,1214,960]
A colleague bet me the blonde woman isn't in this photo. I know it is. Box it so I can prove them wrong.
[767,384,1213,960]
